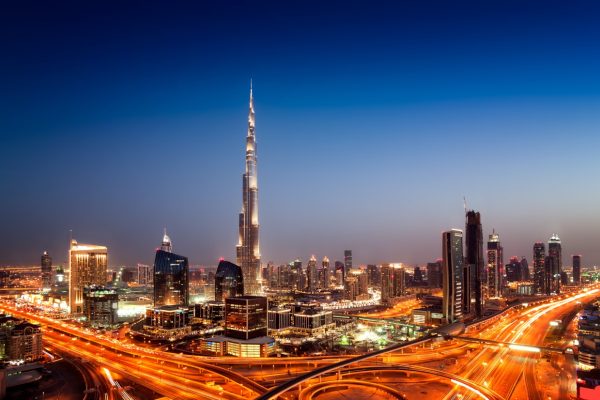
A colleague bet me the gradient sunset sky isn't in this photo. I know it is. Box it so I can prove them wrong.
[2,1,600,267]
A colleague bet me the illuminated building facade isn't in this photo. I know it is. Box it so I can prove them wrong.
[236,84,261,295]
[41,251,52,291]
[505,256,522,282]
[215,260,244,301]
[83,286,118,328]
[137,263,152,285]
[0,315,43,362]
[442,229,463,323]
[319,256,330,289]
[573,255,582,285]
[533,242,546,294]
[307,255,317,292]
[344,250,352,278]
[548,234,562,294]
[486,231,503,298]
[69,239,108,314]
[153,249,189,307]
[464,210,484,318]
[225,296,268,340]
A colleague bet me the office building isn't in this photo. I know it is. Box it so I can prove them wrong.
[236,84,261,295]
[544,255,560,295]
[548,234,562,275]
[464,211,484,318]
[427,259,443,288]
[307,255,317,292]
[486,231,503,298]
[506,256,522,282]
[41,251,52,291]
[344,250,352,277]
[319,256,330,289]
[573,255,582,285]
[137,263,152,285]
[83,286,118,328]
[520,257,530,280]
[533,242,546,294]
[69,239,108,314]
[366,264,380,286]
[442,229,463,323]
[215,260,244,301]
[153,232,189,307]
[225,296,268,340]
[334,261,345,284]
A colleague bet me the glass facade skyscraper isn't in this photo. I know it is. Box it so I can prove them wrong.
[486,231,503,298]
[573,255,582,285]
[443,229,463,323]
[533,242,546,294]
[465,211,484,318]
[69,239,108,314]
[215,260,244,301]
[153,249,189,307]
[41,251,52,291]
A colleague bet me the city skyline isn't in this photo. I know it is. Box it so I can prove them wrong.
[3,1,600,266]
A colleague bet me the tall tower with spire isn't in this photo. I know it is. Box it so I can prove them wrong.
[236,82,261,295]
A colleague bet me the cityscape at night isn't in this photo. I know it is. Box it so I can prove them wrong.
[2,1,600,399]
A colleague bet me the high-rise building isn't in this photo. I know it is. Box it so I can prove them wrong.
[153,232,189,307]
[573,255,582,285]
[427,259,443,288]
[366,264,380,286]
[520,257,530,281]
[215,260,244,301]
[307,255,317,292]
[533,242,546,294]
[486,230,503,298]
[544,255,560,295]
[83,286,118,328]
[69,239,108,314]
[137,263,152,285]
[465,211,484,318]
[236,84,261,295]
[319,256,330,289]
[505,256,522,282]
[548,234,562,293]
[225,296,268,340]
[442,229,463,323]
[381,264,392,304]
[344,250,352,278]
[41,251,52,290]
[334,261,345,284]
[413,266,423,284]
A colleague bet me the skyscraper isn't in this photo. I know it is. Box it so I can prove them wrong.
[153,233,189,307]
[381,264,392,304]
[486,231,503,298]
[427,259,443,288]
[548,234,562,293]
[319,256,330,289]
[236,83,261,295]
[573,255,582,285]
[442,229,463,324]
[344,250,352,278]
[307,255,317,292]
[505,256,522,282]
[69,239,108,314]
[533,242,546,294]
[520,257,530,281]
[41,251,52,291]
[215,260,244,301]
[465,211,484,318]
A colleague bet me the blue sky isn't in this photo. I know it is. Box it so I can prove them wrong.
[2,1,600,267]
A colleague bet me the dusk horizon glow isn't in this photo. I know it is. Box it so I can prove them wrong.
[2,1,600,267]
